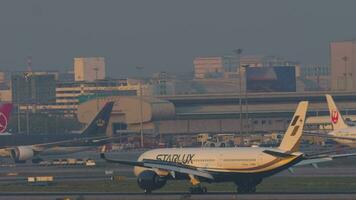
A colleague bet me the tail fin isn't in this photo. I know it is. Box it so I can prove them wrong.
[326,94,348,130]
[0,103,12,133]
[80,101,114,136]
[279,101,308,152]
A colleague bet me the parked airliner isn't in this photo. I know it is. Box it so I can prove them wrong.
[0,101,116,163]
[309,94,356,147]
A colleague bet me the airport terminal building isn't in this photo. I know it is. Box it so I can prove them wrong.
[77,91,356,138]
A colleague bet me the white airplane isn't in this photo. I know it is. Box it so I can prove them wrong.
[101,101,356,194]
[308,94,356,147]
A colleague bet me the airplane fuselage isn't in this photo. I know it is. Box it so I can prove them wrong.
[134,147,303,182]
[329,127,356,147]
[0,134,109,158]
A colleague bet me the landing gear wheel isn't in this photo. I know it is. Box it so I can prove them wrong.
[237,185,256,194]
[15,160,26,164]
[250,186,256,193]
[144,189,152,194]
[32,158,43,164]
[189,186,207,194]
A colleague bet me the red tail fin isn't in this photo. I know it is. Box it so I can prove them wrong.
[0,103,12,133]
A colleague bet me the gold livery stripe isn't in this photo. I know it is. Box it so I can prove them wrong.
[202,155,300,173]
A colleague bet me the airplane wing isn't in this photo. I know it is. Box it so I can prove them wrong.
[30,136,113,151]
[295,152,356,167]
[0,135,118,153]
[304,131,356,141]
[100,153,214,180]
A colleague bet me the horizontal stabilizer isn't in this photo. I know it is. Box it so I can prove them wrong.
[263,150,293,158]
[100,153,144,166]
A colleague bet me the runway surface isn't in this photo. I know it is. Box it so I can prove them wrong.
[1,163,356,178]
[0,192,356,200]
[0,150,355,199]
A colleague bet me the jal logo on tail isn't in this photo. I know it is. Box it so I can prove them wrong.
[331,110,339,124]
[0,112,8,133]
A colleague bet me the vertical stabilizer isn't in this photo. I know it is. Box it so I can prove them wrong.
[81,101,114,136]
[326,94,348,130]
[0,103,12,133]
[279,101,308,152]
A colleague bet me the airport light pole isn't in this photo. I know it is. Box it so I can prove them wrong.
[136,66,144,148]
[342,56,348,90]
[24,72,31,136]
[17,103,21,133]
[233,49,243,135]
[315,66,321,90]
[26,103,30,135]
[15,75,21,133]
[94,67,99,111]
[242,65,250,133]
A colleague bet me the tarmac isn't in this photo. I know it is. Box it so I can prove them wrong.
[0,150,355,200]
[1,192,356,200]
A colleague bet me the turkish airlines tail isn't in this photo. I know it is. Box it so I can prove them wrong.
[326,94,348,130]
[278,101,308,152]
[0,103,12,133]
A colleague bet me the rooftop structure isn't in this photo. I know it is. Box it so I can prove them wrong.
[11,72,56,105]
[74,57,105,82]
[78,91,356,136]
[330,40,356,91]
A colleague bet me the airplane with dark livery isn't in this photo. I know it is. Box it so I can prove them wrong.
[101,101,356,194]
[0,101,115,163]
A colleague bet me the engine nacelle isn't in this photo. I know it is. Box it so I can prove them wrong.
[10,146,35,163]
[137,170,167,193]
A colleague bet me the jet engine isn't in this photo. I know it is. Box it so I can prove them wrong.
[10,146,35,163]
[137,170,167,193]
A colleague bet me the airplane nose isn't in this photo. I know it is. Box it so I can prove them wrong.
[134,166,145,177]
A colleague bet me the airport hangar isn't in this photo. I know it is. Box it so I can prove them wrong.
[77,91,356,137]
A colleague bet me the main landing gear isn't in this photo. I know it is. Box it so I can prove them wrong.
[188,174,207,194]
[236,184,256,194]
[144,189,152,194]
[32,157,44,164]
[189,185,207,194]
[235,178,261,194]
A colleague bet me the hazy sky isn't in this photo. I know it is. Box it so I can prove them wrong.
[0,0,356,77]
